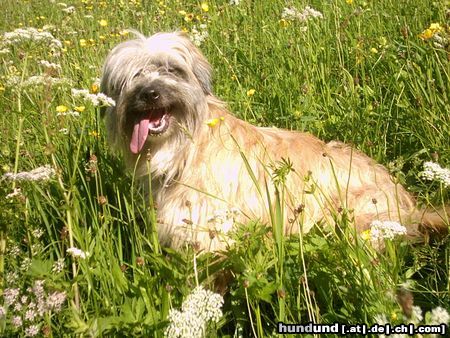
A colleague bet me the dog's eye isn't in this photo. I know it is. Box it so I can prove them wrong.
[132,71,142,79]
[167,66,185,78]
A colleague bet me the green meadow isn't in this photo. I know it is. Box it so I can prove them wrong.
[0,0,449,337]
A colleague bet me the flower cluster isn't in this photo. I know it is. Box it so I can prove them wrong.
[1,280,66,337]
[419,23,449,49]
[6,74,72,89]
[66,247,90,259]
[71,88,115,107]
[281,5,323,22]
[375,305,449,335]
[362,220,408,245]
[190,24,209,46]
[2,27,63,51]
[419,161,450,188]
[2,165,55,182]
[429,306,450,325]
[165,285,224,338]
[39,60,62,72]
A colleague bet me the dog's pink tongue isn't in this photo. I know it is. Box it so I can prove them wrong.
[130,118,149,154]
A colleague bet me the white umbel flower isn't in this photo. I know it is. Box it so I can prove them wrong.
[165,285,224,338]
[66,247,90,259]
[369,220,407,242]
[71,88,115,107]
[420,161,450,188]
[2,165,55,182]
[281,5,323,22]
[429,306,450,325]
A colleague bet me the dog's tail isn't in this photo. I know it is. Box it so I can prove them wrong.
[413,205,449,236]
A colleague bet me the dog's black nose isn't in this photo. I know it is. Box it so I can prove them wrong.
[140,88,160,102]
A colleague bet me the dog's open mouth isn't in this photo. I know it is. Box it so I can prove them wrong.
[130,108,170,154]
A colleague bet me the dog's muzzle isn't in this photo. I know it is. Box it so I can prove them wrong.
[129,87,171,154]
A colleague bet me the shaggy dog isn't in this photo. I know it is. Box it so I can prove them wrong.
[100,32,448,252]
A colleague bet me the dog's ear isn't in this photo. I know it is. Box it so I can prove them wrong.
[175,32,213,95]
[191,50,212,95]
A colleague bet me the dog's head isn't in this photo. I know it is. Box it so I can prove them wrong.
[101,32,213,155]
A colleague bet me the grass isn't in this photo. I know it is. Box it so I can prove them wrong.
[0,0,449,337]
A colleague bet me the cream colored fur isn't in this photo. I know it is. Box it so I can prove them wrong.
[101,32,448,252]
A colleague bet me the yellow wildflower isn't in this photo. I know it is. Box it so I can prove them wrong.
[429,23,442,31]
[246,89,256,97]
[419,29,433,40]
[419,23,443,40]
[205,117,224,127]
[370,47,378,54]
[184,13,194,22]
[79,39,87,47]
[99,19,108,27]
[279,19,290,28]
[201,3,209,12]
[178,10,187,16]
[360,230,371,241]
[56,105,68,113]
[346,0,353,4]
[74,106,85,113]
[89,130,100,137]
[91,83,99,94]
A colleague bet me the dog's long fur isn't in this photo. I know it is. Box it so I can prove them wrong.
[101,32,448,251]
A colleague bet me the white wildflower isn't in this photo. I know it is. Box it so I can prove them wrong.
[32,280,45,300]
[11,315,23,328]
[6,187,23,199]
[6,74,72,88]
[2,165,55,182]
[52,258,65,273]
[165,285,224,338]
[56,110,80,117]
[411,305,423,323]
[7,244,21,256]
[71,88,115,107]
[6,271,19,285]
[3,288,20,306]
[24,325,39,337]
[66,247,89,259]
[59,128,69,134]
[46,291,67,312]
[61,5,75,14]
[0,306,6,318]
[14,302,23,312]
[24,309,37,321]
[429,306,450,325]
[21,257,32,271]
[31,228,44,239]
[229,0,240,4]
[39,60,61,71]
[190,25,209,47]
[420,161,450,188]
[369,220,407,242]
[374,313,388,325]
[2,27,62,50]
[281,5,323,22]
[0,48,10,54]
